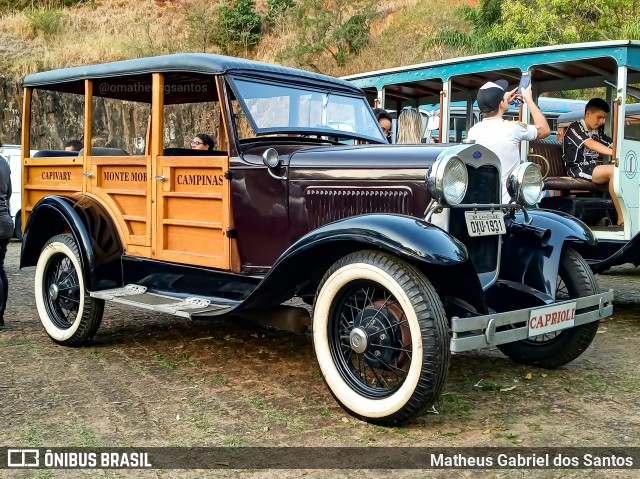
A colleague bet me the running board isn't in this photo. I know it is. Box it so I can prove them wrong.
[90,284,238,318]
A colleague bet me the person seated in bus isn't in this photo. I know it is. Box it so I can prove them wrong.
[190,134,215,151]
[467,80,550,203]
[563,98,623,226]
[373,108,393,143]
[396,108,424,144]
[64,139,83,152]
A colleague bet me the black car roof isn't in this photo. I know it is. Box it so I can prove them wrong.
[23,53,362,103]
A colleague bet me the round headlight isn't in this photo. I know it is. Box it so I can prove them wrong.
[427,154,468,206]
[507,162,543,206]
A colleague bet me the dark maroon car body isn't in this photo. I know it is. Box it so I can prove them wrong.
[19,53,614,426]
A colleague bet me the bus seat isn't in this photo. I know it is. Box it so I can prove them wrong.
[78,147,129,156]
[528,139,607,194]
[162,148,228,156]
[33,150,79,158]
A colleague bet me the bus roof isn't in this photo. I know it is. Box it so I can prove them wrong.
[344,41,640,103]
[345,40,640,84]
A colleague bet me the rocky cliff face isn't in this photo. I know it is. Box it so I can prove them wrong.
[1,76,220,152]
[0,77,22,146]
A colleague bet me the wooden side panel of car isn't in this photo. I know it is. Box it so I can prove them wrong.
[154,155,230,269]
[21,74,235,271]
[22,157,84,224]
[86,155,153,256]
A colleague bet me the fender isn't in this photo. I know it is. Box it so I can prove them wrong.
[500,208,596,298]
[573,234,640,273]
[236,213,487,314]
[21,195,123,290]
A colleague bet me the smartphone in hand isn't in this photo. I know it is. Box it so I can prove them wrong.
[510,73,532,107]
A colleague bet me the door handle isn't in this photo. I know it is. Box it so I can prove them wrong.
[155,175,165,181]
[83,172,92,177]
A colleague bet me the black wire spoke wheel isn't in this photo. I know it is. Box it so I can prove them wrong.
[330,281,413,398]
[497,247,600,368]
[43,253,81,328]
[313,250,449,426]
[35,234,104,346]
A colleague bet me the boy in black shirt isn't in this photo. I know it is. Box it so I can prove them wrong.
[562,98,623,226]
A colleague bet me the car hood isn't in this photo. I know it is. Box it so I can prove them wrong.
[287,143,453,169]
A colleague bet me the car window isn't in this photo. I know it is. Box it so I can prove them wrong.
[163,100,222,150]
[30,90,85,151]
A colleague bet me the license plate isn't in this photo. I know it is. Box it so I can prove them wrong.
[528,301,577,337]
[464,211,506,237]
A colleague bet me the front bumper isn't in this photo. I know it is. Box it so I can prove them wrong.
[450,289,614,353]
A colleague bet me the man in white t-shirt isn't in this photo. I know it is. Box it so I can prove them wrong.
[467,79,551,203]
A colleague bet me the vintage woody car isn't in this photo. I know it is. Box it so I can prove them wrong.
[20,54,613,425]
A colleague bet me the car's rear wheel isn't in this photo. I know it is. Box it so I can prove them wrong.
[35,234,104,346]
[313,250,450,426]
[497,247,599,368]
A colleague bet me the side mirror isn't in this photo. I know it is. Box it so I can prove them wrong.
[262,148,287,181]
[262,148,280,168]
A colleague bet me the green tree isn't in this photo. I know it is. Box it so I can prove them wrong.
[424,0,511,53]
[25,8,63,37]
[185,4,217,52]
[265,0,296,28]
[0,0,78,11]
[490,0,608,49]
[426,0,638,54]
[279,0,378,71]
[211,0,262,56]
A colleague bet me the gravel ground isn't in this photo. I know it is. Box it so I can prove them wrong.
[1,240,638,479]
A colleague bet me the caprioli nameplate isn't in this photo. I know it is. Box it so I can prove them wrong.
[528,301,577,337]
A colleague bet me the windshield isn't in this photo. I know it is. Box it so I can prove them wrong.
[229,77,386,143]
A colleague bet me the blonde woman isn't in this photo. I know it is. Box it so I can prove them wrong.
[396,108,424,144]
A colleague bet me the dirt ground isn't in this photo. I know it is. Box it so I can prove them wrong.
[1,240,639,479]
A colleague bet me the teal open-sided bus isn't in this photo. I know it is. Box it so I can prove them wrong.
[345,40,640,272]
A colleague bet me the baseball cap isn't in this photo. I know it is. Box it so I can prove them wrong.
[477,79,510,112]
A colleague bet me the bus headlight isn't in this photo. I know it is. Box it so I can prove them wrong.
[507,162,543,206]
[427,155,468,206]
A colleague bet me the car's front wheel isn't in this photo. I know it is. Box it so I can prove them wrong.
[497,247,599,368]
[35,234,104,346]
[313,250,450,426]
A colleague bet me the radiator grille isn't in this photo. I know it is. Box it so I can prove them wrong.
[449,165,501,274]
[305,187,411,229]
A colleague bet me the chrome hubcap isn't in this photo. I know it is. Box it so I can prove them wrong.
[49,283,60,301]
[349,328,368,354]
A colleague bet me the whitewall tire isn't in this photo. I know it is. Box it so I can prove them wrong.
[313,250,450,425]
[34,234,104,346]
